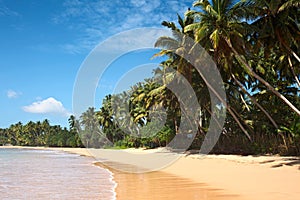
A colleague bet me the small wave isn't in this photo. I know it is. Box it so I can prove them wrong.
[93,162,117,200]
[46,153,81,158]
[1,148,117,200]
[0,184,9,189]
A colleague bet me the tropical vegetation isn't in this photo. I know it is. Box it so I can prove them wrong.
[1,0,299,155]
[0,119,83,147]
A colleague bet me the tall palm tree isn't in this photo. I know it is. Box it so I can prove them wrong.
[97,94,125,145]
[68,115,76,130]
[154,13,195,84]
[248,0,300,60]
[244,0,300,87]
[155,7,253,139]
[80,107,100,132]
[80,107,100,147]
[97,95,114,130]
[185,0,300,116]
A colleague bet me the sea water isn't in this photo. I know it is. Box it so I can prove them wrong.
[0,148,116,200]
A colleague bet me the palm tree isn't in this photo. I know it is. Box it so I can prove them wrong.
[99,95,113,124]
[155,7,253,139]
[8,122,23,145]
[97,95,118,144]
[248,0,300,60]
[245,0,300,87]
[68,115,76,130]
[0,128,8,145]
[154,13,195,84]
[80,107,100,147]
[185,0,300,116]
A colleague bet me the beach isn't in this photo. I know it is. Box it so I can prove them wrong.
[2,146,300,199]
[58,147,300,200]
[162,154,300,200]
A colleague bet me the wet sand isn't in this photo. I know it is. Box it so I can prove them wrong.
[99,163,241,200]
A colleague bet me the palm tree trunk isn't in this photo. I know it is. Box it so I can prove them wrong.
[174,118,179,134]
[194,65,252,140]
[226,39,300,116]
[202,105,224,131]
[276,31,300,87]
[226,105,252,140]
[231,74,279,128]
[291,50,300,63]
[276,30,300,63]
[288,56,300,88]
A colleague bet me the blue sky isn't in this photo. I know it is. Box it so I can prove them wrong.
[0,0,192,128]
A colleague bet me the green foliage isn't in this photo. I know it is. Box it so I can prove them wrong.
[0,120,83,147]
[82,0,300,155]
[279,115,300,138]
[2,0,300,156]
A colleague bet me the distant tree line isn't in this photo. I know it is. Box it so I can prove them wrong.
[0,119,83,147]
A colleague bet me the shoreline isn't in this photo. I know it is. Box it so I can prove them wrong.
[2,146,300,199]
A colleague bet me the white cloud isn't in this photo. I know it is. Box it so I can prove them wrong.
[95,28,172,54]
[22,97,71,116]
[52,0,191,54]
[7,90,22,99]
[130,0,146,7]
[0,3,20,17]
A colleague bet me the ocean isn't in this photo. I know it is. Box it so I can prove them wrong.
[0,148,116,200]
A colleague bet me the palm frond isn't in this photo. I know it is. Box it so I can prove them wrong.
[177,13,185,29]
[205,4,219,18]
[279,0,300,12]
[154,36,179,49]
[184,23,202,32]
[210,29,219,49]
[171,30,184,43]
[193,0,210,8]
[185,22,210,43]
[161,21,180,32]
[152,49,174,58]
[230,0,257,20]
[148,85,166,98]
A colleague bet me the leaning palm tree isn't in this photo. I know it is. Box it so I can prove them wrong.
[154,13,195,84]
[185,0,300,117]
[247,0,300,87]
[247,0,300,61]
[155,8,253,139]
[235,0,299,87]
